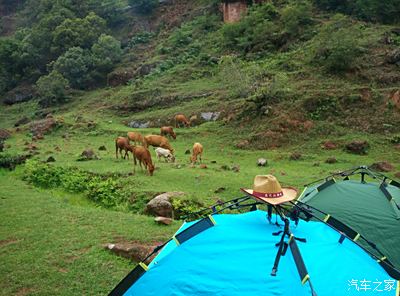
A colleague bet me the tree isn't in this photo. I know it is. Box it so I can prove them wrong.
[36,70,69,107]
[52,47,93,89]
[128,0,158,14]
[91,34,122,73]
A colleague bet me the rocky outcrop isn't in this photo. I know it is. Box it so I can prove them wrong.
[370,161,394,172]
[145,192,185,218]
[345,140,369,155]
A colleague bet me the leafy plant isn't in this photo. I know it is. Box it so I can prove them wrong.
[36,70,70,107]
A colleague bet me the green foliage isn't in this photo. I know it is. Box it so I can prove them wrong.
[52,47,93,89]
[171,197,204,220]
[129,0,158,14]
[311,15,365,73]
[314,0,400,24]
[23,159,65,188]
[281,1,313,38]
[0,37,24,93]
[129,31,155,48]
[86,177,123,208]
[0,154,27,170]
[51,12,106,55]
[36,70,70,106]
[91,34,122,73]
[303,96,339,120]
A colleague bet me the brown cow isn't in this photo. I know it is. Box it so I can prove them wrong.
[175,114,190,128]
[160,126,176,140]
[132,146,155,176]
[190,142,203,163]
[115,137,134,159]
[127,131,145,145]
[144,135,174,154]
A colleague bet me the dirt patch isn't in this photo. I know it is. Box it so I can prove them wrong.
[0,238,19,247]
[15,288,35,296]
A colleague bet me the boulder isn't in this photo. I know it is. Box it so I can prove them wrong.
[200,112,220,121]
[78,149,99,161]
[98,145,107,151]
[0,129,11,141]
[14,117,30,127]
[199,164,207,169]
[29,117,58,136]
[257,158,267,166]
[214,187,226,193]
[345,140,369,155]
[388,90,400,110]
[325,157,337,164]
[2,83,35,105]
[145,192,185,218]
[154,216,173,225]
[370,161,394,172]
[321,141,337,150]
[289,152,302,160]
[127,121,150,128]
[231,164,240,173]
[46,156,56,163]
[184,149,191,155]
[386,48,400,65]
[104,241,156,262]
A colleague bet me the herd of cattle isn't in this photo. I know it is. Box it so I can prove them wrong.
[115,114,203,176]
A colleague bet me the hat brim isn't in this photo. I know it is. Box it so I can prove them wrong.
[241,187,298,205]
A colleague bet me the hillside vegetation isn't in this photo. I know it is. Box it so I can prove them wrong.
[1,0,400,295]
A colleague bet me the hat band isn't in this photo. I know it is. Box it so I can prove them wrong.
[252,191,284,198]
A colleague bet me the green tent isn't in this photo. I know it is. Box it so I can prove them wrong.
[298,166,400,270]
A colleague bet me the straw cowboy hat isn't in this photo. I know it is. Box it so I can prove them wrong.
[241,175,298,205]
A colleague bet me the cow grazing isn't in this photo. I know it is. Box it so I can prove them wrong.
[127,131,145,146]
[155,147,175,163]
[132,146,155,176]
[144,135,174,154]
[115,137,134,159]
[191,142,203,163]
[160,126,176,140]
[175,114,190,128]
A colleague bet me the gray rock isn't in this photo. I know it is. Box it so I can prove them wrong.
[200,112,220,121]
[46,156,56,163]
[257,158,267,166]
[145,192,185,218]
[104,242,155,262]
[128,121,150,128]
[78,149,99,161]
[154,216,173,225]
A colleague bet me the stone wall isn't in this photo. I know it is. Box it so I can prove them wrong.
[221,1,248,23]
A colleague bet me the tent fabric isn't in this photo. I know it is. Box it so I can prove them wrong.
[299,179,400,270]
[123,210,398,296]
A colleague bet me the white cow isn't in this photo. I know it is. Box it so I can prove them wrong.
[155,147,175,163]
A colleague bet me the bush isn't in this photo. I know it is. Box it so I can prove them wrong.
[91,34,122,73]
[281,1,313,38]
[36,70,69,107]
[86,177,123,208]
[129,31,155,48]
[311,15,365,72]
[171,197,204,220]
[129,0,158,14]
[0,154,28,170]
[52,47,93,89]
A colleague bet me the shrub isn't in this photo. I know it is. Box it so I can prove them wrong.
[36,70,70,107]
[23,160,65,188]
[281,1,313,38]
[91,34,122,73]
[129,31,155,48]
[0,154,28,170]
[311,15,365,72]
[86,177,123,208]
[171,197,204,220]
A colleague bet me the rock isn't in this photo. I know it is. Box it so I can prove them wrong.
[394,172,400,178]
[386,49,400,65]
[370,161,394,172]
[14,117,30,127]
[2,83,35,105]
[145,192,185,218]
[325,157,337,164]
[0,142,4,152]
[189,115,198,126]
[345,140,369,155]
[107,68,135,87]
[321,141,337,150]
[289,152,302,160]
[235,140,250,149]
[395,144,400,150]
[46,156,56,163]
[388,90,400,110]
[32,134,44,141]
[98,145,107,151]
[0,129,11,140]
[173,164,182,169]
[154,216,173,225]
[280,171,286,176]
[135,62,159,77]
[104,241,156,262]
[78,149,99,161]
[220,164,230,171]
[211,160,217,164]
[214,187,226,193]
[127,121,150,128]
[199,164,207,169]
[231,164,240,173]
[87,121,96,128]
[30,117,59,136]
[54,146,62,152]
[313,162,320,167]
[184,149,191,155]
[24,143,38,151]
[200,112,220,121]
[257,158,267,166]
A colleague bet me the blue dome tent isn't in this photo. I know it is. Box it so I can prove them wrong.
[109,182,400,296]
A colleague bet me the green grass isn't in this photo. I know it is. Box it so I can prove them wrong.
[0,171,179,296]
